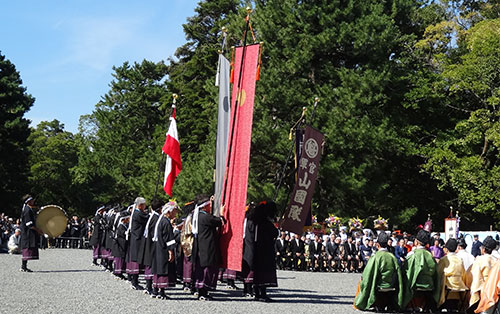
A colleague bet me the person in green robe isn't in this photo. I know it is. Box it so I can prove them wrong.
[402,229,441,311]
[354,232,404,311]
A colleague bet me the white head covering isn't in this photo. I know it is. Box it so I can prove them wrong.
[192,200,210,236]
[152,202,178,242]
[95,206,105,215]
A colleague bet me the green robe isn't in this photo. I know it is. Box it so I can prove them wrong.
[402,248,441,308]
[354,249,404,310]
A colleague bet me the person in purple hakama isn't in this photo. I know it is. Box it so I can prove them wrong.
[138,199,163,296]
[151,201,179,299]
[242,201,279,302]
[192,195,226,301]
[112,215,129,280]
[89,206,106,267]
[20,195,43,272]
[126,197,149,290]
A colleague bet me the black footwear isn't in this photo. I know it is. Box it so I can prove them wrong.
[156,294,169,300]
[19,268,33,272]
[198,295,213,301]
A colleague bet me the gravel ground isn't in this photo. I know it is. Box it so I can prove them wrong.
[0,249,361,314]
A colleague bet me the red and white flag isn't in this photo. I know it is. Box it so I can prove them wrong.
[162,108,182,196]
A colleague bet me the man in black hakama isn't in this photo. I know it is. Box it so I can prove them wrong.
[126,197,149,290]
[138,199,163,296]
[151,202,179,299]
[192,196,226,301]
[102,209,116,272]
[20,195,43,272]
[242,201,279,302]
[112,215,129,280]
[89,206,106,266]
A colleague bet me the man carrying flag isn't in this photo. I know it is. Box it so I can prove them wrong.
[162,95,182,197]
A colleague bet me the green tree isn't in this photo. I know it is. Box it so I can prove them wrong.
[250,0,454,228]
[73,60,170,206]
[423,19,500,223]
[28,120,80,212]
[0,52,34,216]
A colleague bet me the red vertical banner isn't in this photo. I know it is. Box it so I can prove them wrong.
[220,43,260,271]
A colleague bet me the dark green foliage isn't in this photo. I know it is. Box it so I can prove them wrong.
[0,52,33,216]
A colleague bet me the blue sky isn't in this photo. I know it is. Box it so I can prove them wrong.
[1,0,199,133]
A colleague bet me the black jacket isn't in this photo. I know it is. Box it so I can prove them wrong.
[309,241,324,256]
[152,216,176,275]
[89,214,104,247]
[128,209,149,262]
[243,218,278,271]
[275,238,288,255]
[193,211,222,268]
[112,223,128,258]
[138,212,159,266]
[290,238,305,255]
[20,204,39,249]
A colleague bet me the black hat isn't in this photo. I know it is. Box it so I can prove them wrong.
[483,236,498,250]
[377,232,389,245]
[445,238,458,252]
[458,239,467,249]
[416,230,431,245]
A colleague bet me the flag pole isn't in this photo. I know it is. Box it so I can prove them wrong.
[153,93,178,201]
[221,7,252,207]
[213,27,228,190]
[273,106,307,202]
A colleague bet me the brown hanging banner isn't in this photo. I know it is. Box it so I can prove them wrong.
[281,125,324,234]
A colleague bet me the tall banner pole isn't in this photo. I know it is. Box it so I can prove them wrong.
[221,7,252,207]
[152,94,178,201]
[273,106,307,202]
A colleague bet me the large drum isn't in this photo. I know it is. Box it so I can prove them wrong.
[36,205,68,238]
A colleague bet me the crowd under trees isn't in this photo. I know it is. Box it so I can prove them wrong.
[1,0,500,230]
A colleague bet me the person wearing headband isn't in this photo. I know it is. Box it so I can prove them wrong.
[126,197,149,290]
[89,206,107,267]
[20,195,43,272]
[469,236,498,309]
[436,238,467,310]
[354,232,404,311]
[402,229,440,311]
[139,199,164,296]
[192,195,226,301]
[151,201,179,300]
[112,215,130,280]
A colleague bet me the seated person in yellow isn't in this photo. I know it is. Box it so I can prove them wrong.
[402,230,440,311]
[437,238,468,309]
[469,236,499,309]
[354,232,403,311]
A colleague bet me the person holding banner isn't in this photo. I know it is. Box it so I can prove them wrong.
[192,195,225,301]
[242,201,279,302]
